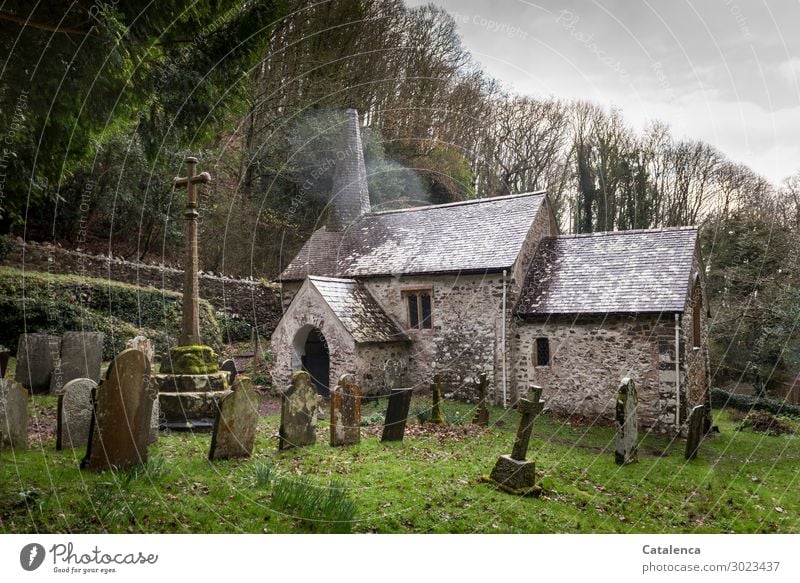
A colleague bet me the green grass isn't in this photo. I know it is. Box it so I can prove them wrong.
[2,395,799,533]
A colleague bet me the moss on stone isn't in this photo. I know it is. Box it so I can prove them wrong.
[162,345,220,375]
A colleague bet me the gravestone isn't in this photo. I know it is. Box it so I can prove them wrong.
[615,377,638,465]
[685,405,705,460]
[56,378,96,450]
[383,359,402,390]
[430,375,445,425]
[125,335,154,364]
[381,387,413,442]
[278,371,320,450]
[0,379,28,451]
[330,374,361,446]
[472,374,490,426]
[220,359,238,384]
[149,396,161,444]
[15,333,59,393]
[487,388,544,495]
[51,331,104,394]
[82,349,154,471]
[209,376,260,460]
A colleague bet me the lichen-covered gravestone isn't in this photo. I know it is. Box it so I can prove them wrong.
[330,374,361,446]
[57,378,96,450]
[15,333,59,394]
[430,375,445,425]
[209,376,260,460]
[278,371,320,450]
[50,331,104,394]
[381,387,413,442]
[0,379,28,451]
[685,405,706,460]
[487,388,544,495]
[81,349,154,471]
[615,377,638,465]
[472,374,490,426]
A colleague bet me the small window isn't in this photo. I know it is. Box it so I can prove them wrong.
[535,337,550,366]
[404,290,433,329]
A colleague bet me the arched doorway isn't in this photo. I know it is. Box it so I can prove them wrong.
[294,326,330,397]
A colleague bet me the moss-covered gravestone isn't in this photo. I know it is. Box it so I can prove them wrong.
[615,377,638,465]
[57,378,95,450]
[209,376,260,460]
[279,371,320,450]
[487,388,544,496]
[0,379,28,451]
[381,387,413,442]
[330,374,361,446]
[82,349,154,471]
[685,405,705,460]
[430,375,445,425]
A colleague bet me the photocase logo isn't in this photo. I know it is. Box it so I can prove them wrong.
[19,543,46,571]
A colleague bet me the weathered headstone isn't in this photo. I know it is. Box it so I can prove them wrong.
[125,335,155,364]
[430,375,445,425]
[472,374,490,426]
[220,359,238,384]
[278,371,320,450]
[51,331,104,394]
[149,395,161,444]
[381,387,413,442]
[56,378,96,450]
[209,376,260,460]
[82,349,154,471]
[685,404,705,460]
[0,379,28,451]
[615,377,638,465]
[330,374,361,446]
[15,333,59,393]
[487,388,544,495]
[383,358,402,391]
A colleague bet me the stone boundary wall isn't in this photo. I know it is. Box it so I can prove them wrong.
[1,238,283,333]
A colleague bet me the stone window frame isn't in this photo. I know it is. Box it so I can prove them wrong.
[534,337,550,367]
[401,288,433,330]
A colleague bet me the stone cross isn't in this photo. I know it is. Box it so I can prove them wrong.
[512,387,544,461]
[615,377,638,465]
[430,374,445,425]
[174,157,211,346]
[472,374,489,426]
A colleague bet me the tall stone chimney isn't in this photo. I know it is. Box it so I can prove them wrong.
[327,108,371,231]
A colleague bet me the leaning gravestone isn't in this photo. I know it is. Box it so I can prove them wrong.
[381,387,413,442]
[487,388,544,495]
[15,333,59,393]
[0,379,28,451]
[51,331,104,394]
[472,374,490,426]
[430,375,445,425]
[330,374,361,446]
[56,378,96,450]
[220,359,238,384]
[81,349,154,471]
[278,371,320,450]
[615,377,638,465]
[209,376,260,460]
[685,404,706,460]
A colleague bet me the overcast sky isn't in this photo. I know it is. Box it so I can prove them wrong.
[406,0,799,184]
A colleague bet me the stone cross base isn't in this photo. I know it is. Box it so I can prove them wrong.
[154,371,231,431]
[487,454,540,496]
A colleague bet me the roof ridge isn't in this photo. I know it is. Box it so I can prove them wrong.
[366,190,545,216]
[555,226,698,240]
[308,275,357,283]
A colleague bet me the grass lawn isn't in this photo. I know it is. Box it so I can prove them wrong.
[1,393,799,534]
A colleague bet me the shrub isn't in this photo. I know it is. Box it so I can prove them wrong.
[270,475,356,533]
[254,461,274,487]
[736,411,794,436]
[360,411,385,426]
[711,388,800,418]
[218,313,252,343]
[0,235,12,262]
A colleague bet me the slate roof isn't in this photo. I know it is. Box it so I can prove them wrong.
[517,227,699,316]
[309,276,407,343]
[280,192,546,281]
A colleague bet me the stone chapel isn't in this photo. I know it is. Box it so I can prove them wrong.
[270,109,710,433]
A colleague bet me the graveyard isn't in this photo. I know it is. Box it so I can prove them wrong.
[2,366,800,533]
